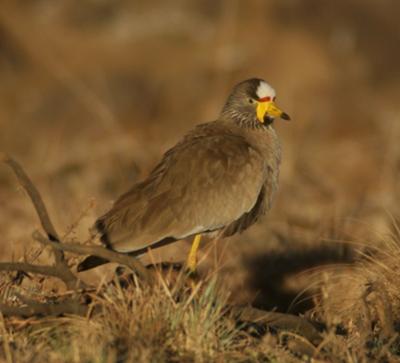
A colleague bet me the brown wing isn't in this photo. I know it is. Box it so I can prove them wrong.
[96,123,266,253]
[221,163,278,237]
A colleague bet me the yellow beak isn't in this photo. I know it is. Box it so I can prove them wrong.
[256,101,290,123]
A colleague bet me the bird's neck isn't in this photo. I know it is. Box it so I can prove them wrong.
[221,110,274,131]
[227,116,281,165]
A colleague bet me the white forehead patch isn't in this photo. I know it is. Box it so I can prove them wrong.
[256,81,276,99]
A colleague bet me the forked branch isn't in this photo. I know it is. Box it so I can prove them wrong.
[0,152,63,262]
[32,231,154,284]
[0,152,81,289]
[0,152,153,297]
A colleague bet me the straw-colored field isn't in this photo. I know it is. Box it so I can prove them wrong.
[1,1,400,361]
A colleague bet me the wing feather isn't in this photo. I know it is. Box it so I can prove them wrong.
[96,123,267,253]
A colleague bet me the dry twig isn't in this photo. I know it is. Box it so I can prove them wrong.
[32,230,154,284]
[0,153,155,317]
[231,305,322,346]
[0,152,80,289]
[0,301,88,318]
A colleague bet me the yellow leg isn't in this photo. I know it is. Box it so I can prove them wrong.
[186,234,202,272]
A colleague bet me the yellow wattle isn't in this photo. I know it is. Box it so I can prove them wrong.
[256,102,268,122]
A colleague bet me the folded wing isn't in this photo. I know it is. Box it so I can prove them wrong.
[96,124,267,253]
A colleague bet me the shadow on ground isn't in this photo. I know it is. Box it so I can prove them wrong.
[244,242,355,314]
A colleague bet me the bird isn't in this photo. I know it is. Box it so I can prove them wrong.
[77,78,290,273]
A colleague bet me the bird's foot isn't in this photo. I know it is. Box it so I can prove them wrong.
[185,256,198,277]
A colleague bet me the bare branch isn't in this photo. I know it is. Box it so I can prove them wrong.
[0,300,88,317]
[0,153,83,289]
[231,306,322,345]
[33,230,154,285]
[0,261,83,290]
[0,152,63,263]
[0,262,61,278]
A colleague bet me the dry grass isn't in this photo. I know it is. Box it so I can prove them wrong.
[1,238,400,362]
[1,0,400,362]
[2,275,247,362]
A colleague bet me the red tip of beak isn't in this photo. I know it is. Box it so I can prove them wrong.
[258,96,271,102]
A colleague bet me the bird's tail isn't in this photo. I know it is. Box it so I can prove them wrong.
[77,218,111,272]
[77,255,109,272]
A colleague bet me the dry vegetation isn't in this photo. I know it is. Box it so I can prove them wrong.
[1,0,400,362]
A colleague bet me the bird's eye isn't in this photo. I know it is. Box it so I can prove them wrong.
[248,98,255,104]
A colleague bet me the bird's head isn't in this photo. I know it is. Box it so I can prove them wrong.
[222,78,290,126]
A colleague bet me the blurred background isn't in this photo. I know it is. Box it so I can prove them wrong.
[1,0,400,312]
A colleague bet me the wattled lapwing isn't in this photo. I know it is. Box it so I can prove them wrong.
[78,78,290,273]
